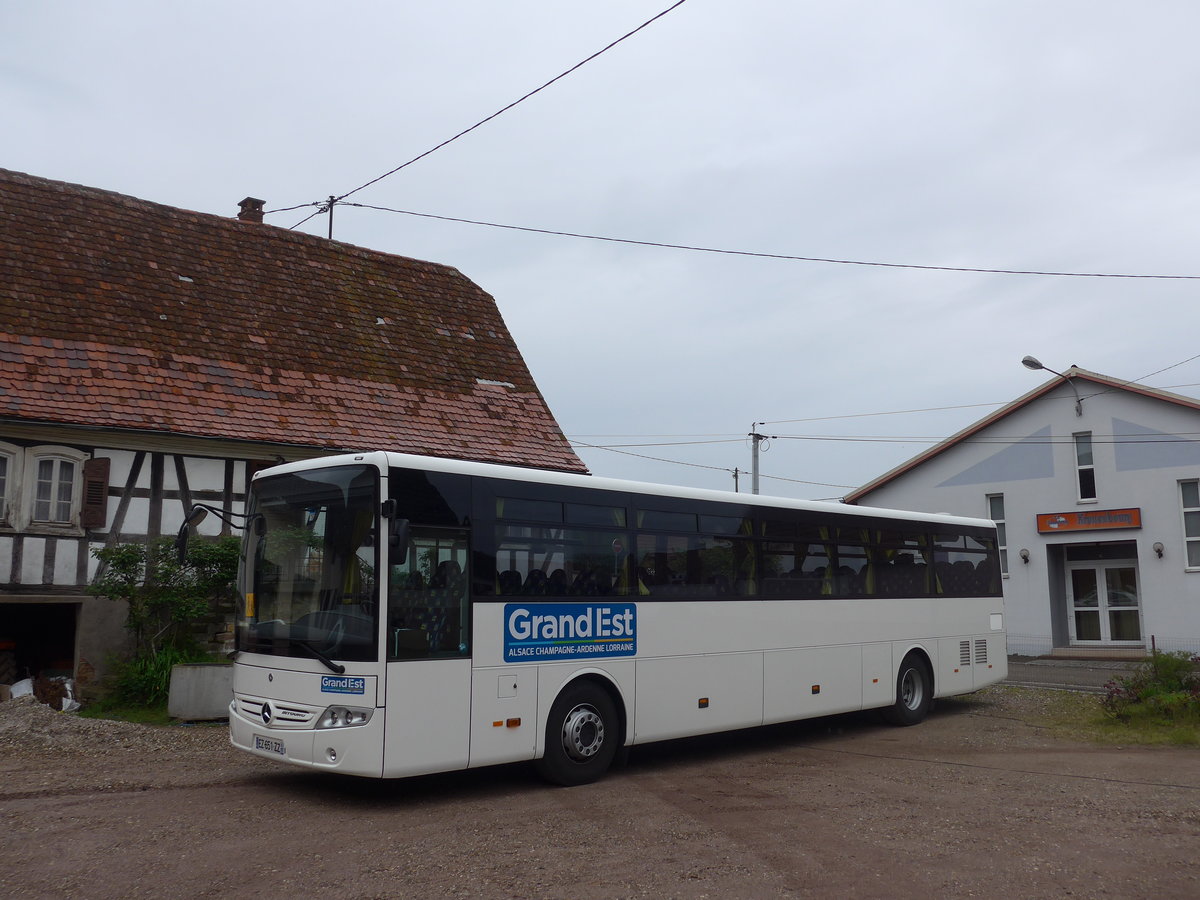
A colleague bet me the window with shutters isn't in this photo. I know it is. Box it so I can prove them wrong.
[34,457,76,523]
[23,446,89,532]
[80,457,111,530]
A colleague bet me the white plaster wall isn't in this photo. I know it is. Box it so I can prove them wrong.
[87,542,103,581]
[121,497,151,535]
[54,542,77,586]
[160,497,188,537]
[20,537,45,585]
[856,382,1200,651]
[100,449,138,490]
[133,458,153,490]
[181,456,227,492]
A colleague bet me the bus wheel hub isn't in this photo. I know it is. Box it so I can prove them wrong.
[561,704,604,761]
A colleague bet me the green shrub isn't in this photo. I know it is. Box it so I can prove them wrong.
[89,535,240,655]
[1102,650,1200,725]
[105,644,215,707]
[88,535,240,709]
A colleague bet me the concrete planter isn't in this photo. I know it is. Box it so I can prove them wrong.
[168,662,233,721]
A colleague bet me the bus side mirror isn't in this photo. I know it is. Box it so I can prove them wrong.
[390,518,410,565]
[175,506,210,564]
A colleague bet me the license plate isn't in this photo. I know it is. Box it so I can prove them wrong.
[254,735,286,756]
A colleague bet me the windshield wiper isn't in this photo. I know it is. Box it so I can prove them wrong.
[289,639,346,675]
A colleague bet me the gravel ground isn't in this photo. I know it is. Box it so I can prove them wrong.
[0,695,275,796]
[2,689,1199,899]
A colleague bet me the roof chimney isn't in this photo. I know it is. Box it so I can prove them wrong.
[237,197,265,224]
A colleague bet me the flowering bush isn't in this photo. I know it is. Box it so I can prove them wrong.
[1101,650,1200,725]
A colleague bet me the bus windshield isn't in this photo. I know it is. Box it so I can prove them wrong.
[237,464,379,664]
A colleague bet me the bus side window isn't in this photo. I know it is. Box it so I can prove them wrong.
[494,525,631,598]
[388,527,470,659]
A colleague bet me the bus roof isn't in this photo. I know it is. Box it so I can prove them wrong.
[255,451,996,531]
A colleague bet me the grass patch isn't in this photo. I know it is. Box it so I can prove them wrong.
[77,699,173,727]
[969,684,1200,746]
[77,646,227,726]
[1098,650,1200,746]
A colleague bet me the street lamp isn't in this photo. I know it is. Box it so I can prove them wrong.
[1021,355,1082,416]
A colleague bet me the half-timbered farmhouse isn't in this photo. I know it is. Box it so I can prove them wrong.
[0,168,584,688]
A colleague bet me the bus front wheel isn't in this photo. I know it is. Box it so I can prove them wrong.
[882,654,933,726]
[536,681,619,786]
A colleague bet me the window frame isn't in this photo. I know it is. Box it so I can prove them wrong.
[23,445,88,533]
[1181,479,1200,571]
[987,493,1008,576]
[0,442,21,528]
[1074,432,1097,502]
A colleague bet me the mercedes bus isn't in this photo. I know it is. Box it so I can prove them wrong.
[211,451,1005,785]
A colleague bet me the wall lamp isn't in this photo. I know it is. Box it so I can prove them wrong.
[1019,548,1030,565]
[1022,355,1083,416]
[1153,542,1165,559]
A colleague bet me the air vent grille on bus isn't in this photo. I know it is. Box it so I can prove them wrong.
[959,641,972,666]
[238,698,316,727]
[974,639,988,664]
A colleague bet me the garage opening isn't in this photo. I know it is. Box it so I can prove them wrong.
[0,602,79,684]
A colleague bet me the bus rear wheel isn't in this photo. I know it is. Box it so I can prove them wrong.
[536,681,619,786]
[882,654,933,726]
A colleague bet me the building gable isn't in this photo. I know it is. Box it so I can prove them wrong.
[847,368,1200,503]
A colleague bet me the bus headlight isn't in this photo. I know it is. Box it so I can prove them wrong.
[316,706,374,729]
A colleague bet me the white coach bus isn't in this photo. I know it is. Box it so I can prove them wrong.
[213,452,1005,785]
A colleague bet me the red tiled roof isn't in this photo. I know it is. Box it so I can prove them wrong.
[0,169,586,473]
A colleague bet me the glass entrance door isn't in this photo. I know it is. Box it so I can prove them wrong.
[1066,562,1142,644]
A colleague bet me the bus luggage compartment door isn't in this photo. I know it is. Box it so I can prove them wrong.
[469,665,538,768]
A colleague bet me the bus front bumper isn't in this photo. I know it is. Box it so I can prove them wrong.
[229,697,385,778]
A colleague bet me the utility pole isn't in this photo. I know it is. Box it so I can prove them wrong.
[732,468,741,492]
[325,195,336,240]
[748,424,776,495]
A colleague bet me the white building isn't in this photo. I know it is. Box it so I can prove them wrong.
[847,367,1200,657]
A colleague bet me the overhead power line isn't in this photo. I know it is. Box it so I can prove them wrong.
[336,203,1200,280]
[576,438,746,449]
[760,374,1200,427]
[570,439,733,473]
[773,434,1200,446]
[329,1,690,206]
[759,401,1008,426]
[757,473,856,490]
[1128,352,1200,385]
[565,384,1200,437]
[577,432,1200,449]
[569,440,852,489]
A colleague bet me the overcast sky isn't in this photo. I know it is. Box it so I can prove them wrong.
[5,1,1199,501]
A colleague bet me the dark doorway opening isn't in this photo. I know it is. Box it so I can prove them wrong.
[0,603,78,683]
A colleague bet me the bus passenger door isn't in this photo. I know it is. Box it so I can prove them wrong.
[382,525,473,778]
[383,659,471,777]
